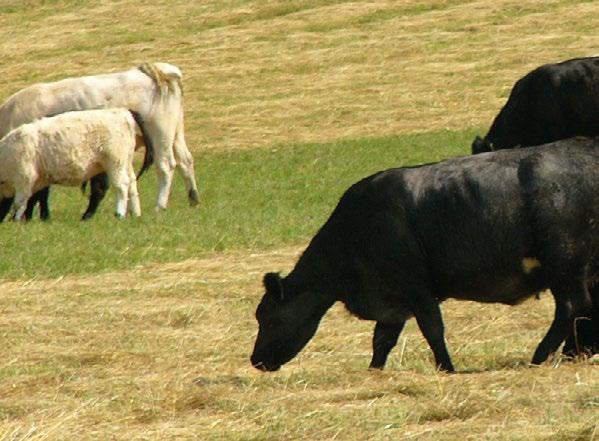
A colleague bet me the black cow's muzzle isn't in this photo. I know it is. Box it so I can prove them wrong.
[250,356,281,372]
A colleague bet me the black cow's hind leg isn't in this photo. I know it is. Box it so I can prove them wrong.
[563,284,599,357]
[369,321,405,369]
[81,173,110,220]
[532,282,591,365]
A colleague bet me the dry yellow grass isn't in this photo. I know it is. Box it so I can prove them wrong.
[0,248,597,440]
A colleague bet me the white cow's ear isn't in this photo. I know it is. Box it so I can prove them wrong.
[263,272,284,301]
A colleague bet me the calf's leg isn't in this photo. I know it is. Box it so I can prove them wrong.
[12,188,33,222]
[369,321,405,369]
[127,165,141,217]
[109,168,130,219]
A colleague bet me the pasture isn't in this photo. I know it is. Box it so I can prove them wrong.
[0,1,597,439]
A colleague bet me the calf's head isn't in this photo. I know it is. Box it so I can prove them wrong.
[250,272,326,372]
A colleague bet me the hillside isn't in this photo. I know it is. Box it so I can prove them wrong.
[1,1,598,151]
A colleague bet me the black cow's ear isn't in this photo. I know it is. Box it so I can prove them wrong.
[263,272,284,301]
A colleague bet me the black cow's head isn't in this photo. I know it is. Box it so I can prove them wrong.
[250,272,324,372]
[471,136,494,155]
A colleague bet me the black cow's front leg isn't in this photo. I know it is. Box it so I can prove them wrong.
[412,299,454,372]
[369,321,405,369]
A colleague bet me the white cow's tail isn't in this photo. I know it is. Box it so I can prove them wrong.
[138,62,183,97]
[129,110,154,179]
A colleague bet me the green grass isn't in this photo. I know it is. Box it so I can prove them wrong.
[0,129,475,280]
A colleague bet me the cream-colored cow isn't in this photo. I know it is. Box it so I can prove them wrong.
[0,109,152,221]
[0,62,198,217]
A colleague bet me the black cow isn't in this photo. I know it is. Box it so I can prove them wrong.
[251,138,599,373]
[473,56,599,359]
[472,57,599,154]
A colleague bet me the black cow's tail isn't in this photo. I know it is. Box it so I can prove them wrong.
[129,110,154,179]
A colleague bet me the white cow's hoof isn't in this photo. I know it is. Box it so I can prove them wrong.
[189,189,200,206]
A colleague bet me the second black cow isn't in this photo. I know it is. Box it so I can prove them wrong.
[251,138,599,373]
[473,56,599,360]
[472,56,599,154]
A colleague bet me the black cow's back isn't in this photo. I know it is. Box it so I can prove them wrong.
[320,138,599,309]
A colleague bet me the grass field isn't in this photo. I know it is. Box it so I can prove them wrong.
[0,1,598,440]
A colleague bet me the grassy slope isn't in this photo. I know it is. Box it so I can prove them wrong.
[0,1,598,440]
[0,129,473,279]
[0,0,597,152]
[0,252,597,441]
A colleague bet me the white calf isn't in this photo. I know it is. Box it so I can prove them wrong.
[0,62,198,211]
[0,109,152,220]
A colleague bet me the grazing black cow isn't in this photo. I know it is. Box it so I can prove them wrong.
[472,57,599,154]
[472,56,599,359]
[251,138,599,373]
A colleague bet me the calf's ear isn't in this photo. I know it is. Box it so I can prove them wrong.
[263,272,284,301]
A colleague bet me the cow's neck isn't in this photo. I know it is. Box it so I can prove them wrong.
[285,241,341,308]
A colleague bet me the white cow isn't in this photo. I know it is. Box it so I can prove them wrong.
[0,62,198,218]
[0,109,153,221]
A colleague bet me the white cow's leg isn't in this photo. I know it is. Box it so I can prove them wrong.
[143,119,177,211]
[173,118,199,206]
[127,165,141,217]
[155,156,175,211]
